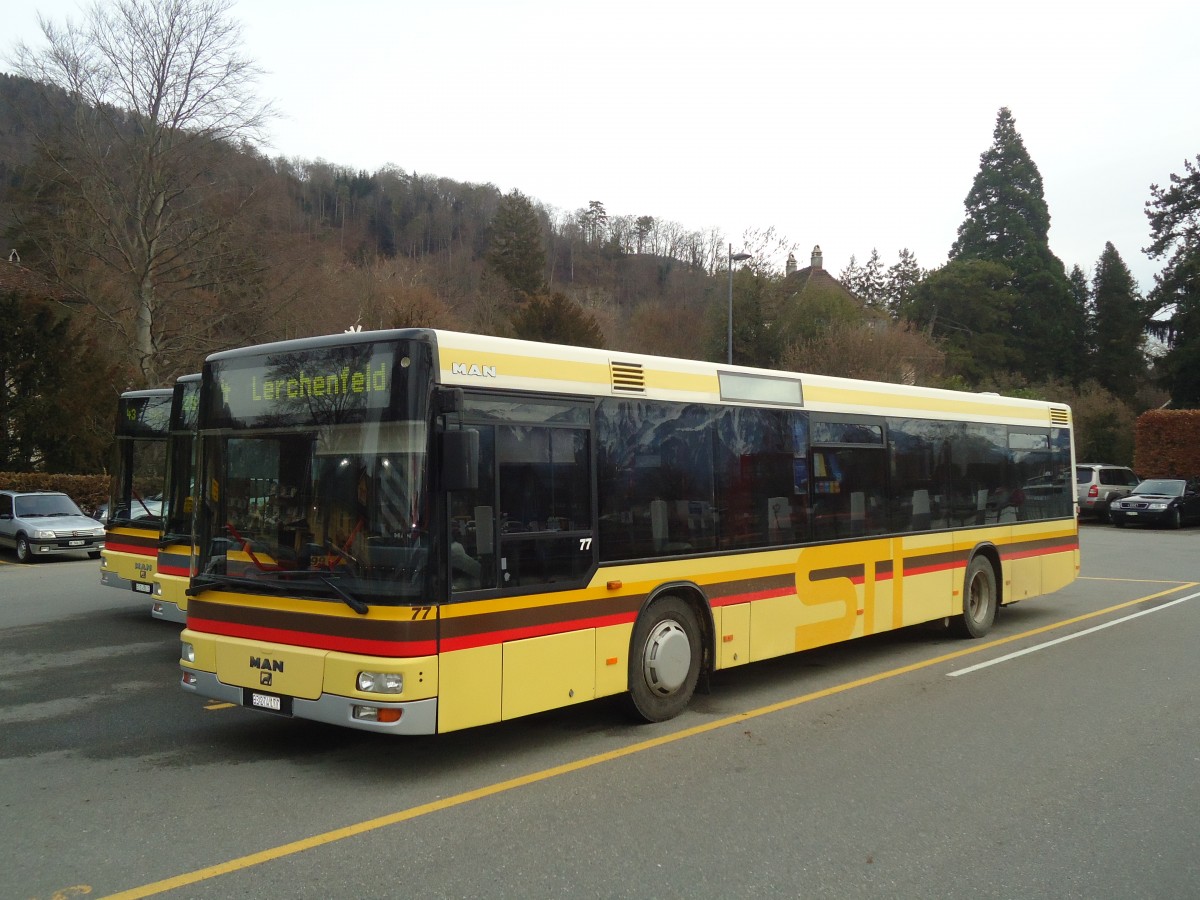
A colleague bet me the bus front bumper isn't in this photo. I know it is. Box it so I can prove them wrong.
[151,597,186,623]
[180,668,439,735]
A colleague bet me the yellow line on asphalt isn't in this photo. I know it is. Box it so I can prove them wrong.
[100,580,1199,900]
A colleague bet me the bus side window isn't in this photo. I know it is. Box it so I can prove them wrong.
[449,427,497,593]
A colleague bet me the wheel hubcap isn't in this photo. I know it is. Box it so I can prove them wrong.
[642,619,691,695]
[967,573,990,622]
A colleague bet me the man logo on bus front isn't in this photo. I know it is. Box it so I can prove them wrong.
[260,671,273,687]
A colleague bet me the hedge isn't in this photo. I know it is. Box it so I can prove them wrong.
[1133,410,1200,479]
[0,472,110,513]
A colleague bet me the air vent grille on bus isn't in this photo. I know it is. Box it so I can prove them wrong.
[611,361,645,393]
[1050,407,1070,426]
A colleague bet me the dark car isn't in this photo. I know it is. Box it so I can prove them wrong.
[1109,478,1200,529]
[0,489,106,562]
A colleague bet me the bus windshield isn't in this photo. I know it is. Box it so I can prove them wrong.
[108,390,172,527]
[193,337,434,606]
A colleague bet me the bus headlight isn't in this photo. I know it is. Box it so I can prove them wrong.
[357,671,403,694]
[181,641,195,663]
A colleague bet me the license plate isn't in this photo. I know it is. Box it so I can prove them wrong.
[133,581,152,593]
[69,540,85,547]
[244,689,292,716]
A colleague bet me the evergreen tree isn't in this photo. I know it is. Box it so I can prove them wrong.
[859,249,887,309]
[885,248,924,317]
[487,189,546,297]
[901,259,1020,383]
[1068,264,1093,373]
[0,291,114,472]
[1145,154,1200,405]
[950,108,1074,380]
[1090,243,1145,402]
[838,255,862,293]
[511,291,604,348]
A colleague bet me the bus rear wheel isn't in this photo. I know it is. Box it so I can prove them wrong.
[625,596,702,723]
[952,556,997,639]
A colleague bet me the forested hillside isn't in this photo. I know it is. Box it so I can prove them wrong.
[3,0,1198,475]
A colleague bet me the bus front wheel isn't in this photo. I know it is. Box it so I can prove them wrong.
[625,596,702,723]
[953,555,997,639]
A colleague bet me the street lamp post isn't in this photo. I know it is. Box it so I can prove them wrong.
[727,243,752,365]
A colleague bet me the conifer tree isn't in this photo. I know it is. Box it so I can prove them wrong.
[511,291,604,348]
[1090,244,1145,402]
[1145,154,1200,405]
[950,108,1074,380]
[487,189,546,297]
[885,248,924,317]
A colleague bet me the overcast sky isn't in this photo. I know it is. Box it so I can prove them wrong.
[6,0,1199,291]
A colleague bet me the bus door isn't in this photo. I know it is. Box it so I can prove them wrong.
[447,396,595,598]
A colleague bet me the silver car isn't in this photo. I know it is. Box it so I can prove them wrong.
[0,490,106,562]
[1075,463,1139,521]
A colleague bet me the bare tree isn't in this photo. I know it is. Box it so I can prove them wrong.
[10,0,272,383]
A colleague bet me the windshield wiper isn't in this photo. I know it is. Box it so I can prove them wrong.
[318,575,369,615]
[250,568,370,615]
[187,570,369,614]
[187,573,290,597]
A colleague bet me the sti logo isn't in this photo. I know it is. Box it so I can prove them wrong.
[451,362,497,378]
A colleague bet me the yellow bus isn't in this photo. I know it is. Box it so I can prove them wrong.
[180,329,1078,733]
[100,388,171,596]
[151,374,200,623]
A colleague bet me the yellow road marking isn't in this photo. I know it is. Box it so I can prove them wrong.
[101,580,1198,899]
[203,702,235,711]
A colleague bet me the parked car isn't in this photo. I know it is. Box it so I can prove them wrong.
[1075,463,1140,521]
[1109,478,1200,529]
[0,490,106,562]
[92,497,163,525]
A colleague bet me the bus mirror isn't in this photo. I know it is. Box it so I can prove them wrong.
[442,429,479,492]
[435,387,465,415]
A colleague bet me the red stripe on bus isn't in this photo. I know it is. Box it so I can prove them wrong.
[188,617,436,658]
[1001,542,1078,561]
[104,542,157,557]
[710,586,795,608]
[157,563,191,577]
[439,610,637,652]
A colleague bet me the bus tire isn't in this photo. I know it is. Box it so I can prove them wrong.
[625,596,702,723]
[952,555,997,639]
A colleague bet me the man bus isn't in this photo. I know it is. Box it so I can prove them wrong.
[150,374,200,622]
[180,329,1078,733]
[100,388,171,596]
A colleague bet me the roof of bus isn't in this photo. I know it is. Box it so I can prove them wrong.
[203,328,1072,428]
[119,387,174,399]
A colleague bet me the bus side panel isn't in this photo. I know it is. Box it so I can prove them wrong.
[502,630,596,721]
[595,622,634,697]
[1042,536,1080,595]
[750,592,804,662]
[897,534,955,627]
[793,543,870,653]
[718,604,750,668]
[438,644,502,733]
[1004,526,1044,602]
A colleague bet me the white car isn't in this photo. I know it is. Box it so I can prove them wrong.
[0,490,106,562]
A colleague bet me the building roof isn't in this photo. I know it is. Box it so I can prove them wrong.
[0,253,78,304]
